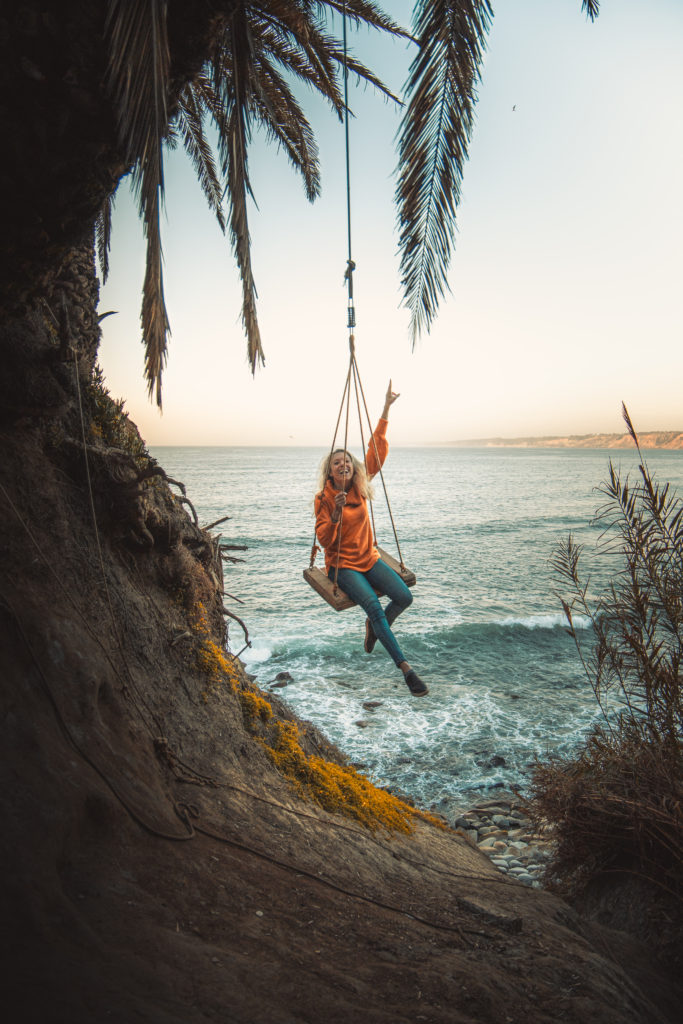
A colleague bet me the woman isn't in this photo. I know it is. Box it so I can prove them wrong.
[314,382,428,697]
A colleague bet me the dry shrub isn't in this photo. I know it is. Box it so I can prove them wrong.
[531,406,683,911]
[532,730,682,900]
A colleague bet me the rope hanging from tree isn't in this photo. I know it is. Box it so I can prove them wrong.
[303,4,415,612]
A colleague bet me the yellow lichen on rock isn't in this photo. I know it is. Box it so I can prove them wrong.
[192,602,241,698]
[191,603,444,834]
[238,688,273,723]
[261,719,434,834]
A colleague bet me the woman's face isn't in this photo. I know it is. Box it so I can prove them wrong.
[329,451,354,490]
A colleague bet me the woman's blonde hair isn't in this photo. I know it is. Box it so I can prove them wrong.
[315,448,375,503]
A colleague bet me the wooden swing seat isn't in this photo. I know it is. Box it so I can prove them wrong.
[303,547,416,612]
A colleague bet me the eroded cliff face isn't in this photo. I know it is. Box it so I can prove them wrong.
[0,310,678,1024]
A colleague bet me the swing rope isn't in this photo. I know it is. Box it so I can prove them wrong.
[308,3,407,596]
[342,4,356,334]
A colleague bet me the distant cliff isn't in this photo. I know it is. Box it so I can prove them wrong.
[451,431,683,450]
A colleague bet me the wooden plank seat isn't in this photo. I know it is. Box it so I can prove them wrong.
[303,547,416,611]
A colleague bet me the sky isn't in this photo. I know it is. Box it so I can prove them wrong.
[98,0,683,447]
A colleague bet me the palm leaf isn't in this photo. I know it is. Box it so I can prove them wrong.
[323,0,409,38]
[249,55,321,200]
[205,0,404,372]
[105,0,171,406]
[395,0,493,345]
[255,3,404,113]
[176,79,226,231]
[213,5,264,372]
[102,0,404,393]
[141,226,171,407]
[582,0,600,21]
[95,192,114,284]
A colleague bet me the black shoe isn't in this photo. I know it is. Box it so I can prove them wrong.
[364,618,377,654]
[404,670,428,696]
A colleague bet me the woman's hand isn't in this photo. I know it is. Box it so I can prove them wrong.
[331,490,347,523]
[382,379,400,419]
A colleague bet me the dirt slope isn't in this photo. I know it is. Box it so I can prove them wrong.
[0,318,678,1023]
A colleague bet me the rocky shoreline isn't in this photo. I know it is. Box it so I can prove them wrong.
[454,794,555,888]
[268,676,557,888]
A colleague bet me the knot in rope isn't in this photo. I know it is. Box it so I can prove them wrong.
[344,259,356,328]
[344,259,356,289]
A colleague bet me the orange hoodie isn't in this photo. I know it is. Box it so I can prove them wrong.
[314,419,389,574]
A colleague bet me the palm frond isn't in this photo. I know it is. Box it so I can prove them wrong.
[328,43,402,105]
[176,79,226,231]
[395,0,493,345]
[105,0,171,405]
[250,55,321,200]
[213,7,264,372]
[95,192,114,284]
[256,3,403,113]
[142,219,171,408]
[102,0,404,392]
[322,0,410,39]
[249,17,344,116]
[582,0,600,21]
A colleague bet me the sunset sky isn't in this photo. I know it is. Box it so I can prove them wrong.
[98,0,683,447]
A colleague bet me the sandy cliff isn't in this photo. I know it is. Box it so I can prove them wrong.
[450,432,683,449]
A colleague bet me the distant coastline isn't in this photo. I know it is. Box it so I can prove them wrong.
[448,431,683,450]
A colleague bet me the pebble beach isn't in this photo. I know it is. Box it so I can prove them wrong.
[453,794,554,888]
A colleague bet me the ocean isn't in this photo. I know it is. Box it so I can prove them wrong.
[151,444,683,815]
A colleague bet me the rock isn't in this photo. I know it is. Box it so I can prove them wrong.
[270,680,288,689]
[473,799,512,812]
[355,720,369,728]
[362,700,383,710]
[475,754,507,770]
[275,671,292,681]
[478,837,498,849]
[492,814,511,829]
[509,810,531,821]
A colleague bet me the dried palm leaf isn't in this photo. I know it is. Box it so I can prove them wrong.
[105,0,172,405]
